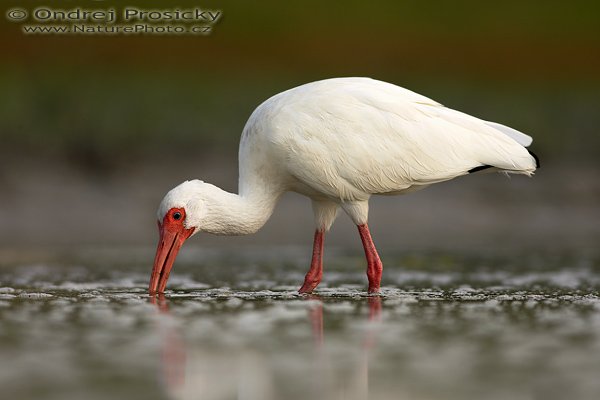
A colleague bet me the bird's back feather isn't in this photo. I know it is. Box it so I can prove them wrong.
[239,78,538,202]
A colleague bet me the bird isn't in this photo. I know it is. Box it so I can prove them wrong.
[149,77,539,295]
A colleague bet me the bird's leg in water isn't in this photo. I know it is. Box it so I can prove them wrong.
[299,229,325,293]
[358,224,383,293]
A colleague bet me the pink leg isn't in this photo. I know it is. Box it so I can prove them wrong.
[299,229,325,294]
[357,224,383,293]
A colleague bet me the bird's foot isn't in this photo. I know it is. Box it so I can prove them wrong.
[367,270,382,294]
[367,286,380,294]
[298,279,321,294]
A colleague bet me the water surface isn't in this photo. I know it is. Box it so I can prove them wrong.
[1,249,599,400]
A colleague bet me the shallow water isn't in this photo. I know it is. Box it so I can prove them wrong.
[1,248,599,400]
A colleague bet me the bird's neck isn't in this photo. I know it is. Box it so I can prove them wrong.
[197,185,281,236]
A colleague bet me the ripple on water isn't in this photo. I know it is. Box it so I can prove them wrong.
[0,255,599,400]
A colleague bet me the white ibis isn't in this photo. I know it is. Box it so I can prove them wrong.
[149,77,539,295]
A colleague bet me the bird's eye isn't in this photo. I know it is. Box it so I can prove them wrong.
[173,211,182,220]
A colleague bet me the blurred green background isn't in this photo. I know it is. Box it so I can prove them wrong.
[1,0,599,250]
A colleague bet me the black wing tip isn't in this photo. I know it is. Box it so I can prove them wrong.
[468,165,492,174]
[527,149,541,168]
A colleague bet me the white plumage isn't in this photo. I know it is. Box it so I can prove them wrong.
[150,77,538,295]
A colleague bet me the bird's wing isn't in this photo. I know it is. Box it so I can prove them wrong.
[267,78,537,200]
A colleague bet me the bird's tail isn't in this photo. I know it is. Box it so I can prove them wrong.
[469,147,540,176]
[468,122,540,176]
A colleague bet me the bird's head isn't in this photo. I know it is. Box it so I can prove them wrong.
[149,180,207,295]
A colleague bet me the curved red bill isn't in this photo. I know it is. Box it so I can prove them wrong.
[149,209,195,295]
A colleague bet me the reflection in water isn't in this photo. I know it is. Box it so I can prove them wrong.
[3,257,600,400]
[151,295,186,390]
[152,295,383,400]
